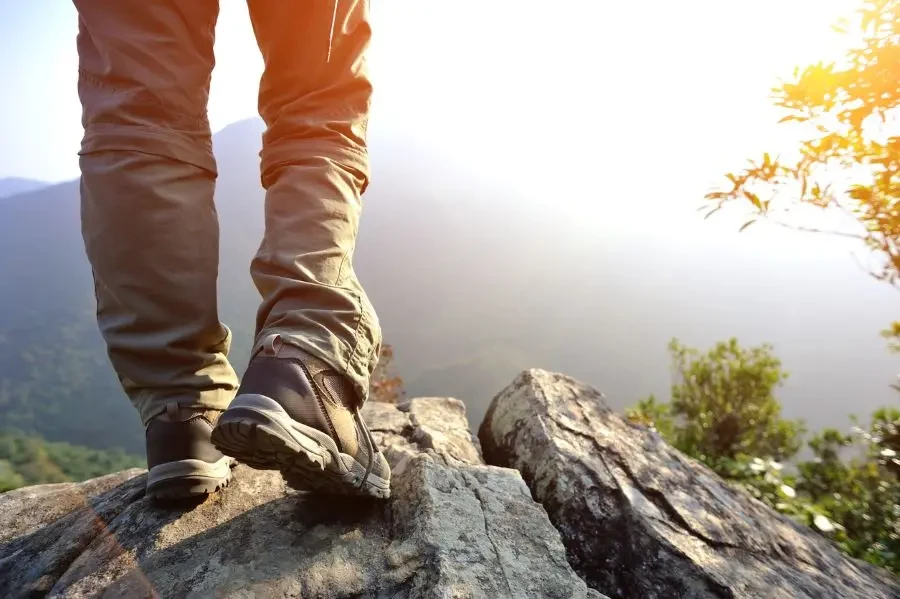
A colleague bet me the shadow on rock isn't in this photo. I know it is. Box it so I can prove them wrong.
[79,488,397,597]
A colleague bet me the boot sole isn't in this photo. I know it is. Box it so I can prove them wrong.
[210,394,391,499]
[146,456,236,499]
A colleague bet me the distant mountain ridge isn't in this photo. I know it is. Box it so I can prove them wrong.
[0,177,48,199]
[0,117,897,455]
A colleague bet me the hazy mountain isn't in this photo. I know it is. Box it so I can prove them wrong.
[408,343,534,416]
[0,118,897,454]
[0,177,48,199]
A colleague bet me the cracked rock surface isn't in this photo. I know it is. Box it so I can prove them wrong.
[478,369,900,599]
[0,397,602,599]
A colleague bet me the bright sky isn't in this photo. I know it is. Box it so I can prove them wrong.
[0,0,858,235]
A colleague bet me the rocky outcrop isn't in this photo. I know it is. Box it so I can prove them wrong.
[7,371,898,599]
[479,369,900,599]
[0,469,144,545]
[0,397,602,599]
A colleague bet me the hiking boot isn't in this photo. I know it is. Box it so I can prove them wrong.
[210,338,391,499]
[145,402,236,500]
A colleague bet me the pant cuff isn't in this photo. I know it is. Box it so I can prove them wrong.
[136,388,235,426]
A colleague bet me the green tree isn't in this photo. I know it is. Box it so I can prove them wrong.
[0,459,25,493]
[787,409,898,572]
[626,394,674,439]
[0,430,143,493]
[629,339,899,573]
[628,338,805,473]
[692,1,899,572]
[0,433,68,484]
[869,406,900,477]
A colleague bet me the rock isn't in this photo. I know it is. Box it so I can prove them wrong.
[365,397,483,468]
[0,398,602,599]
[402,397,484,466]
[479,369,900,599]
[0,469,144,544]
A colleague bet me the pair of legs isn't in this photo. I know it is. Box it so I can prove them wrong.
[74,0,388,498]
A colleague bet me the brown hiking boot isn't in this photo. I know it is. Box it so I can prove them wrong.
[145,403,236,499]
[210,337,390,499]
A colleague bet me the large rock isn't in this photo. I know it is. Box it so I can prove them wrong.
[0,397,602,599]
[479,369,900,599]
[0,469,144,545]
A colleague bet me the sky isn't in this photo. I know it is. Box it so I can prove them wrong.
[1,0,855,179]
[0,0,871,251]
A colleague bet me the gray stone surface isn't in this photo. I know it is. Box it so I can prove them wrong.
[0,469,144,544]
[478,368,900,599]
[0,398,601,599]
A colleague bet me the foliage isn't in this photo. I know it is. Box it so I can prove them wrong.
[794,410,900,570]
[704,0,900,343]
[705,0,899,279]
[0,430,143,493]
[0,308,145,454]
[369,343,406,404]
[688,1,900,572]
[726,411,900,573]
[626,394,674,439]
[627,338,804,471]
[0,460,25,493]
[628,339,899,574]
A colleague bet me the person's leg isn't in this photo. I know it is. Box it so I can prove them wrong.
[74,0,238,498]
[246,0,381,398]
[211,0,390,498]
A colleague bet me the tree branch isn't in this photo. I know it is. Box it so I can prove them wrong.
[766,218,869,240]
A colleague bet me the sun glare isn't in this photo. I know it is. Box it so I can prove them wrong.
[201,0,867,245]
